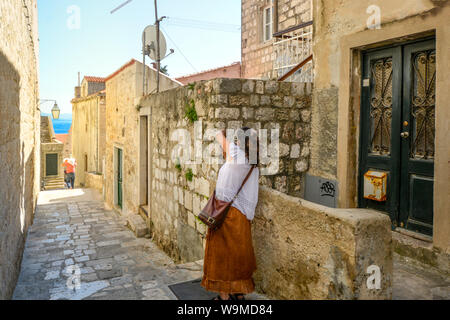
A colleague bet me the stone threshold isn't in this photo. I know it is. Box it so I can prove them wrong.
[393,230,449,276]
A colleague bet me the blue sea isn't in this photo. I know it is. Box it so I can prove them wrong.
[42,113,72,134]
[53,119,72,134]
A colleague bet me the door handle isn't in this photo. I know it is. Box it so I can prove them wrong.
[400,132,409,138]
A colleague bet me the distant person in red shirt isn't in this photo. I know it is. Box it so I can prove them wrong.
[62,156,77,189]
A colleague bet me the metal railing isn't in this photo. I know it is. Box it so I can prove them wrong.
[273,21,313,82]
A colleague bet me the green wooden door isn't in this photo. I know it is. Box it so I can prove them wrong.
[399,40,436,235]
[360,39,435,236]
[46,153,58,176]
[117,148,123,209]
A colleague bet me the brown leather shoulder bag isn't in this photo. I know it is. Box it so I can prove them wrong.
[198,165,256,231]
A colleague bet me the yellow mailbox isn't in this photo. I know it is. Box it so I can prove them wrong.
[363,171,387,202]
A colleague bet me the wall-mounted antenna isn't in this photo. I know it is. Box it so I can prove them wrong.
[111,0,174,95]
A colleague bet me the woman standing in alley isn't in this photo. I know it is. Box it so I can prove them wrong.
[201,127,260,301]
[62,156,77,189]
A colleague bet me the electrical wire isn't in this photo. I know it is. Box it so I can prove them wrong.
[165,17,240,33]
[160,26,198,73]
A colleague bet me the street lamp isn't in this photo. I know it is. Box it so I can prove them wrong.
[38,99,60,120]
[51,102,60,120]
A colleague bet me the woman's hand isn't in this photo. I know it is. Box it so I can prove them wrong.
[216,129,231,161]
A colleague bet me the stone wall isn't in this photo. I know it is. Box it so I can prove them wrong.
[71,93,105,186]
[104,60,180,217]
[0,0,40,299]
[241,0,312,79]
[253,187,392,299]
[85,172,103,194]
[63,127,72,159]
[139,78,312,262]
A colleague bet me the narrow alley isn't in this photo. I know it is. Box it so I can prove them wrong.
[12,189,205,300]
[11,188,448,300]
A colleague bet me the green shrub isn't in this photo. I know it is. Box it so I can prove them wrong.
[185,99,198,123]
[185,168,194,182]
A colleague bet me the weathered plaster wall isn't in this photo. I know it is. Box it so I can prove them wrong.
[104,60,180,217]
[241,0,312,79]
[85,172,103,194]
[71,93,105,186]
[253,187,392,300]
[139,78,312,262]
[0,0,40,299]
[312,0,450,252]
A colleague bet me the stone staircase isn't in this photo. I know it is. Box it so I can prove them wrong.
[125,207,149,238]
[43,176,65,190]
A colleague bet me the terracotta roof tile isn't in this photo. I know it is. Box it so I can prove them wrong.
[55,134,68,144]
[84,76,106,83]
[176,62,241,82]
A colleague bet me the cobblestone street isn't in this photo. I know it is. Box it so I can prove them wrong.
[13,189,204,300]
[12,189,449,300]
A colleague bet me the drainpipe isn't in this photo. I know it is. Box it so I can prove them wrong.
[274,0,279,33]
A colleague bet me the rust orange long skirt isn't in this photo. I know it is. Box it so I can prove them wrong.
[201,206,257,294]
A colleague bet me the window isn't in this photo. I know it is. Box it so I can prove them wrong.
[263,5,273,42]
[85,154,88,172]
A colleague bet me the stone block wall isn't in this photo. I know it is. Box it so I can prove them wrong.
[253,187,392,299]
[0,0,40,299]
[139,78,312,262]
[241,0,312,79]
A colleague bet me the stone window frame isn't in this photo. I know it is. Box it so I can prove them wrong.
[262,1,274,43]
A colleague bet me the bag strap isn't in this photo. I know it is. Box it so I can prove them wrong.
[232,165,256,202]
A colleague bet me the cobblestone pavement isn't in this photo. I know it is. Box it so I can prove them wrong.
[13,190,207,300]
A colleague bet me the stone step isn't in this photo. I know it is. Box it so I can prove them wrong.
[126,214,149,238]
[44,176,64,180]
[45,183,65,188]
[44,179,64,184]
[44,185,65,191]
[44,179,65,183]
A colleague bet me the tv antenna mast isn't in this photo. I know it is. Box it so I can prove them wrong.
[111,0,173,94]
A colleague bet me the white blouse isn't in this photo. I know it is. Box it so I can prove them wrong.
[215,143,259,221]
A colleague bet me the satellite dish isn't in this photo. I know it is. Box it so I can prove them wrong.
[142,25,167,61]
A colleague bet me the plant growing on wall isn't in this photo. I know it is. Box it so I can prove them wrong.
[185,168,194,182]
[187,83,195,91]
[160,65,169,75]
[175,158,182,172]
[185,99,198,123]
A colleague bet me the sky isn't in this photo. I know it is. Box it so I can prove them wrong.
[37,0,242,114]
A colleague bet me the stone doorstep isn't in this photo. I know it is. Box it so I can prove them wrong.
[175,259,204,272]
[392,230,450,276]
[126,214,149,238]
